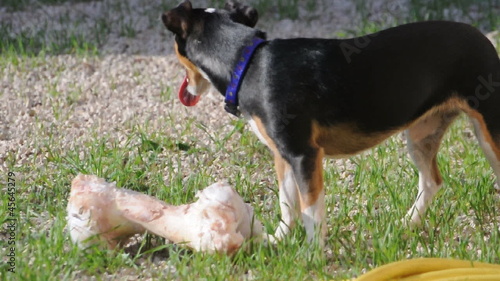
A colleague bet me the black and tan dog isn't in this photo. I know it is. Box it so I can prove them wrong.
[162,1,500,245]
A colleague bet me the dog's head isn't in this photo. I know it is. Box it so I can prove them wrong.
[161,1,260,106]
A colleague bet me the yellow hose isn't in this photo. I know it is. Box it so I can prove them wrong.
[353,258,500,281]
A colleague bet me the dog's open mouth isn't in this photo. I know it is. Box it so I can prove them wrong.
[178,76,201,106]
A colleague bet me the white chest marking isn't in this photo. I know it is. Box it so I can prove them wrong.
[198,68,212,83]
[248,119,269,147]
[205,8,216,13]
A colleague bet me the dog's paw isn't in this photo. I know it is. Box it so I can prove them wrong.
[261,232,279,245]
[224,1,258,27]
[400,213,423,230]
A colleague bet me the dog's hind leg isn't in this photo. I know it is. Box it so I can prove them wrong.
[464,66,500,189]
[469,113,500,189]
[405,110,460,225]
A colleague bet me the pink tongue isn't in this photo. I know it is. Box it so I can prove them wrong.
[178,76,200,106]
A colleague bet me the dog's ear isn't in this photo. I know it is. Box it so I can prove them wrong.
[224,1,258,28]
[162,0,193,39]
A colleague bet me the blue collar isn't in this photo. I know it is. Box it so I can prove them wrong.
[224,37,266,116]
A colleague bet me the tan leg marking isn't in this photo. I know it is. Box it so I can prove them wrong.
[298,146,325,209]
[467,111,500,188]
[449,99,500,187]
[467,110,500,160]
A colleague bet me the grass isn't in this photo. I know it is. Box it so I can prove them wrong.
[349,0,500,37]
[1,0,500,280]
[0,0,96,11]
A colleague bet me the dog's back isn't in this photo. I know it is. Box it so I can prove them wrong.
[256,21,500,136]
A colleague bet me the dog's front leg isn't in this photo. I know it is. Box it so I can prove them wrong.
[248,116,326,244]
[248,116,302,242]
[288,147,326,246]
[272,153,301,241]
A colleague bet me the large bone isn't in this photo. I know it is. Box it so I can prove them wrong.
[67,174,262,254]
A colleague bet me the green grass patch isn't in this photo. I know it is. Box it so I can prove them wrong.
[0,0,97,11]
[0,23,98,56]
[349,0,500,37]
